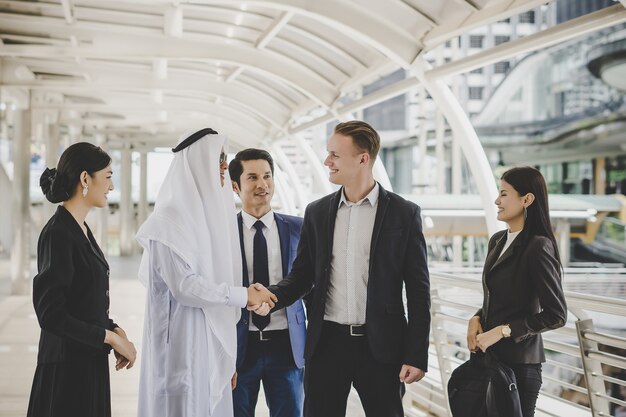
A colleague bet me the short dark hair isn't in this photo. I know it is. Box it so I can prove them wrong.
[228,148,274,188]
[40,142,111,203]
[334,120,380,162]
[501,166,562,267]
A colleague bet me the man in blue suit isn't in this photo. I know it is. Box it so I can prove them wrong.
[228,148,306,417]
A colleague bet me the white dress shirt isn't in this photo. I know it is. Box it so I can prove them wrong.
[324,183,379,325]
[241,210,288,331]
[499,229,522,259]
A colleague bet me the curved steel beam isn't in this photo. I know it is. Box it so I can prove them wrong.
[412,58,501,235]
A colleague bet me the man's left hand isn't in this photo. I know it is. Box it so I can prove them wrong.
[399,365,425,384]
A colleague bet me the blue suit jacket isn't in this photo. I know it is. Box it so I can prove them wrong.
[236,212,306,369]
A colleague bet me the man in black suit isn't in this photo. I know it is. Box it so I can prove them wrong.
[268,120,431,417]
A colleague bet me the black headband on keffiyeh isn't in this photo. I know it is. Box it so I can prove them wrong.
[171,128,219,153]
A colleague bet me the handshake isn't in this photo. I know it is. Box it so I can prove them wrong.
[246,283,277,316]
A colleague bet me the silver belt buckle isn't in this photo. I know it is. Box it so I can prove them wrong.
[350,325,364,337]
[259,331,270,341]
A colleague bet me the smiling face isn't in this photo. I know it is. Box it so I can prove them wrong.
[233,159,274,216]
[86,164,113,208]
[323,132,367,187]
[495,179,527,227]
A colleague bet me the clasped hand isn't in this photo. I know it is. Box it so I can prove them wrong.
[467,316,504,353]
[247,283,277,316]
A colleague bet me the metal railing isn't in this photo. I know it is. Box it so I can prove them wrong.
[404,271,626,417]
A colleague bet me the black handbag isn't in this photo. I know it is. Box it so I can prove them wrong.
[447,350,523,417]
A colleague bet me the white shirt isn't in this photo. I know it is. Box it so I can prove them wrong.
[499,229,522,259]
[324,183,379,325]
[241,210,288,331]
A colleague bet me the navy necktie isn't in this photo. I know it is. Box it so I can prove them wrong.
[252,220,270,330]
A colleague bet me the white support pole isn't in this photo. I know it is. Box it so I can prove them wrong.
[94,135,109,254]
[273,167,296,215]
[417,87,428,191]
[271,142,307,216]
[435,110,446,193]
[556,220,571,267]
[138,150,148,227]
[373,157,393,192]
[11,109,31,295]
[43,122,60,221]
[119,144,134,256]
[294,134,333,195]
[413,59,501,236]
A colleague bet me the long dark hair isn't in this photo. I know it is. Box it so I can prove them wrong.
[40,142,111,203]
[501,166,561,265]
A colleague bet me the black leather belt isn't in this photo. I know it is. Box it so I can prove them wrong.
[248,329,289,342]
[324,321,366,336]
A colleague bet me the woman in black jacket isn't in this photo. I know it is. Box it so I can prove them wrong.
[27,142,137,417]
[467,166,567,417]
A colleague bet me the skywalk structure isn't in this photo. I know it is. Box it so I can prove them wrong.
[1,1,626,416]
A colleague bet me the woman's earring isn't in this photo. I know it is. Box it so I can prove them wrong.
[82,185,89,197]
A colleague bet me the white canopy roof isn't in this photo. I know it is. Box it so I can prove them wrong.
[0,0,563,149]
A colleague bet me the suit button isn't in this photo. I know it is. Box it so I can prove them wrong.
[106,270,110,277]
[106,309,109,315]
[105,290,109,297]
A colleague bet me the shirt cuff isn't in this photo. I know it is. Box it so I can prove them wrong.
[228,286,248,308]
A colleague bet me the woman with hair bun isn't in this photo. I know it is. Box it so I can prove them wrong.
[27,142,136,417]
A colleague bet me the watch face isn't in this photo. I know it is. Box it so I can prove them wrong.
[503,326,511,337]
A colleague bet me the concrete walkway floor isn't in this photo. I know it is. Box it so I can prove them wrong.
[0,255,368,417]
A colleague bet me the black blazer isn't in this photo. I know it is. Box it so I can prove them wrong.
[476,229,567,364]
[33,205,117,363]
[270,185,431,370]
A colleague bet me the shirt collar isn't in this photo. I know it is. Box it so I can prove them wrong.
[339,182,379,208]
[242,209,274,230]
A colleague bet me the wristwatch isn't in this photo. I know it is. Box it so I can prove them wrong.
[501,324,511,338]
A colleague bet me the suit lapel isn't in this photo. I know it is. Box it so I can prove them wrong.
[237,212,249,286]
[85,228,109,269]
[369,184,389,265]
[327,189,341,260]
[57,206,108,269]
[489,230,525,272]
[274,213,289,278]
[485,232,506,273]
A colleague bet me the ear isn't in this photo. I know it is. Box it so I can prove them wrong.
[80,171,89,187]
[360,153,370,166]
[231,180,240,194]
[523,193,535,207]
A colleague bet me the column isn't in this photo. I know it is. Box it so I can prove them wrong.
[43,122,60,220]
[11,109,31,295]
[119,145,134,256]
[556,220,570,267]
[95,135,109,254]
[594,157,605,195]
[452,134,463,266]
[137,150,149,228]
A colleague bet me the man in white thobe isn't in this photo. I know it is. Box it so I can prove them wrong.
[136,129,275,417]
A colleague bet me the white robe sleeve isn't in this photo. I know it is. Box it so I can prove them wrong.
[152,241,247,309]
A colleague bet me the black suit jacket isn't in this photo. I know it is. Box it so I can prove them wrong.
[269,185,431,370]
[32,205,117,363]
[476,229,567,364]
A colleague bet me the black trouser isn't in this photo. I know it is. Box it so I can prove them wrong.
[508,363,542,417]
[303,321,405,417]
